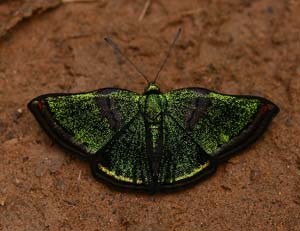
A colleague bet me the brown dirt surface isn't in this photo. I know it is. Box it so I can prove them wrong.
[1,0,300,230]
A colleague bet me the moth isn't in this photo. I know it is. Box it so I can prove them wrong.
[28,29,279,193]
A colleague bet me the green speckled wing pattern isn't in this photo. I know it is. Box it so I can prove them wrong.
[91,113,153,189]
[164,88,277,161]
[159,115,212,185]
[28,85,279,193]
[28,89,140,156]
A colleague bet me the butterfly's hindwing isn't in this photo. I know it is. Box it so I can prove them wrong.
[28,89,141,157]
[91,113,153,191]
[158,114,213,190]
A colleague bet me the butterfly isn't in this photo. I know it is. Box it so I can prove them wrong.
[28,29,279,193]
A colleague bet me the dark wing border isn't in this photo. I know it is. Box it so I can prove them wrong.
[211,95,279,162]
[91,162,153,193]
[159,166,216,193]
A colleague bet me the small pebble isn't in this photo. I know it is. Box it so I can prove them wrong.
[13,108,23,122]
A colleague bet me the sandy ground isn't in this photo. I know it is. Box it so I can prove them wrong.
[0,0,300,230]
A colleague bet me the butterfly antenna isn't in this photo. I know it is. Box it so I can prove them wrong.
[153,28,182,83]
[104,37,150,84]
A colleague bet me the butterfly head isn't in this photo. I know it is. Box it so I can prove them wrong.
[144,82,161,94]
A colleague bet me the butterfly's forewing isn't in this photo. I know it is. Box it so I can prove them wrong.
[28,89,141,157]
[91,113,153,191]
[164,88,279,162]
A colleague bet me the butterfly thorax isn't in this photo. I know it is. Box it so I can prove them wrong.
[144,94,164,123]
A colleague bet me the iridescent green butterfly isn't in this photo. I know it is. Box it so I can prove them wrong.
[28,29,279,193]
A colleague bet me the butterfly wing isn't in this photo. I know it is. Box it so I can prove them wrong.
[158,88,279,190]
[158,114,215,191]
[90,112,154,192]
[28,88,141,157]
[164,88,279,161]
[29,86,279,193]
